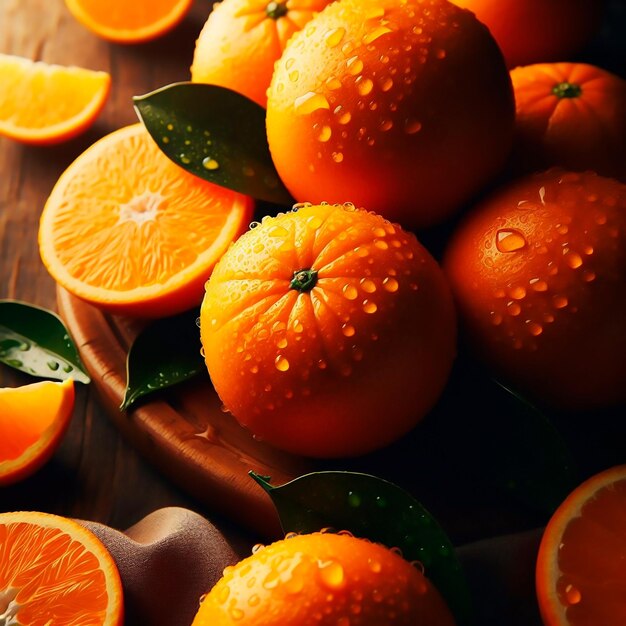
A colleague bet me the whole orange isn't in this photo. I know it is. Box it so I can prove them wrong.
[192,531,456,626]
[451,0,605,69]
[200,202,456,457]
[191,0,333,107]
[444,169,626,410]
[511,63,626,181]
[266,0,514,230]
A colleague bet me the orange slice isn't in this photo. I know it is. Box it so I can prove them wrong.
[0,380,75,486]
[536,465,626,625]
[0,511,124,625]
[64,0,193,43]
[0,54,110,145]
[39,124,253,318]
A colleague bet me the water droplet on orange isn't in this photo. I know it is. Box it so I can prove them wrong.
[565,251,583,269]
[363,300,377,314]
[564,583,582,605]
[583,270,596,282]
[229,607,244,620]
[318,560,345,590]
[379,119,393,131]
[326,77,342,90]
[332,151,344,163]
[382,277,399,292]
[356,77,374,96]
[342,324,356,337]
[289,70,300,82]
[346,56,364,75]
[507,301,521,316]
[363,26,393,45]
[553,295,569,309]
[529,278,548,292]
[368,559,382,573]
[317,125,332,142]
[380,77,394,92]
[510,286,526,300]
[269,225,288,237]
[325,27,345,47]
[527,322,543,336]
[360,278,376,293]
[294,92,330,115]
[435,48,447,59]
[496,229,527,253]
[404,118,422,134]
[342,284,358,300]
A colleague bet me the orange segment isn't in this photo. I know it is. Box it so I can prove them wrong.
[0,54,110,145]
[536,465,626,626]
[64,0,193,43]
[0,380,75,486]
[0,511,123,626]
[38,124,253,318]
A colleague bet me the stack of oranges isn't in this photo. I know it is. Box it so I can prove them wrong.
[2,0,625,623]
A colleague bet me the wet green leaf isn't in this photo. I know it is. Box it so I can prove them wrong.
[0,300,90,383]
[251,470,473,624]
[121,309,205,410]
[133,82,293,206]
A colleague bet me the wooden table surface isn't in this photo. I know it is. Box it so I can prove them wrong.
[0,0,255,541]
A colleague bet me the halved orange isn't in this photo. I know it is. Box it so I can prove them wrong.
[0,54,110,145]
[39,124,253,318]
[64,0,193,43]
[0,380,75,486]
[0,511,124,625]
[536,465,626,625]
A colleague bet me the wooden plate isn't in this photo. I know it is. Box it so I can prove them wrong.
[57,287,313,538]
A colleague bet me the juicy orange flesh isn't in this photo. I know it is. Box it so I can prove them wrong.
[0,55,108,130]
[69,0,185,29]
[0,386,65,463]
[0,522,108,625]
[47,127,237,291]
[557,479,626,625]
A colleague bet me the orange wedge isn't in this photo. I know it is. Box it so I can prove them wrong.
[536,465,626,626]
[0,379,74,486]
[0,54,110,145]
[39,124,253,318]
[0,511,124,625]
[65,0,193,43]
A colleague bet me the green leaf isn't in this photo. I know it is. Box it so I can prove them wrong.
[0,300,90,384]
[121,309,205,410]
[251,470,473,625]
[133,82,294,206]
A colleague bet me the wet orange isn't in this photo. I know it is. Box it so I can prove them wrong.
[451,0,604,69]
[266,0,514,230]
[0,511,124,625]
[511,63,626,181]
[191,0,333,108]
[200,202,456,458]
[0,54,109,145]
[39,124,253,318]
[537,465,626,626]
[192,531,456,626]
[64,0,192,43]
[444,169,626,410]
[0,380,75,486]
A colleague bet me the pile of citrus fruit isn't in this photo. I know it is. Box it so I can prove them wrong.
[1,0,626,624]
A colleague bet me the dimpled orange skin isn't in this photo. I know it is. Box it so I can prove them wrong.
[191,0,333,108]
[451,0,604,69]
[444,170,626,410]
[266,0,514,230]
[200,203,456,458]
[192,532,457,626]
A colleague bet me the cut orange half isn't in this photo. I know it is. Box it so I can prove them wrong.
[536,465,626,626]
[0,380,75,486]
[0,511,124,625]
[64,0,193,43]
[39,124,253,318]
[0,54,110,145]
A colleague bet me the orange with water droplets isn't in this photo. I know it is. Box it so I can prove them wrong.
[192,531,456,626]
[200,202,456,457]
[444,169,626,409]
[266,0,514,229]
[38,124,253,318]
[510,63,626,181]
[191,0,334,108]
[450,0,605,69]
[0,380,74,486]
[536,465,626,626]
[0,510,123,625]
